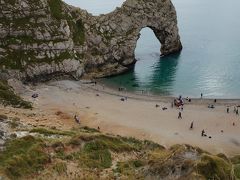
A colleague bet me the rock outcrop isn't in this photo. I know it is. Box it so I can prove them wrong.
[0,0,182,81]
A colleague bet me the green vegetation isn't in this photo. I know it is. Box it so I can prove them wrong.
[195,154,233,180]
[64,134,139,169]
[90,135,137,152]
[0,126,237,179]
[0,136,49,179]
[48,0,63,20]
[80,126,100,133]
[0,0,86,73]
[234,164,240,179]
[115,160,145,178]
[231,155,240,164]
[231,155,240,179]
[30,128,75,136]
[78,141,112,169]
[68,19,85,45]
[52,162,67,175]
[0,80,32,109]
[0,49,75,70]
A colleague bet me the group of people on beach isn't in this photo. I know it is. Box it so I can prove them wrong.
[73,84,239,141]
[174,93,239,138]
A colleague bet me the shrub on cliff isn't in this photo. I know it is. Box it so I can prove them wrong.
[0,80,32,109]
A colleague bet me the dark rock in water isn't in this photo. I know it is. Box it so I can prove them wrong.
[0,0,182,82]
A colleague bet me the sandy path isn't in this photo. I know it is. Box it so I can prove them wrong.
[21,80,240,156]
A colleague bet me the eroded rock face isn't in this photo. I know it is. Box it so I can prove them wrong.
[0,0,182,81]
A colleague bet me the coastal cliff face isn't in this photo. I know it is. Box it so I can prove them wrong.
[0,0,182,81]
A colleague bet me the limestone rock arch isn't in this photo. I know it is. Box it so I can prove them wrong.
[0,0,182,81]
[82,0,182,77]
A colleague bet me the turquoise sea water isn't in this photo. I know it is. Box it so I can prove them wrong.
[64,0,240,98]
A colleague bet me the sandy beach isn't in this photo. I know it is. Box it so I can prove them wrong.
[12,80,240,156]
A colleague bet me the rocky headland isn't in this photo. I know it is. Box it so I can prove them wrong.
[0,0,182,82]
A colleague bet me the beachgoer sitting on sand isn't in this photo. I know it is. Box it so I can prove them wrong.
[162,107,167,110]
[186,97,192,102]
[201,129,205,137]
[156,104,159,108]
[208,104,215,109]
[74,115,80,124]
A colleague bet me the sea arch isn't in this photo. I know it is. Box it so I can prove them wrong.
[83,0,182,77]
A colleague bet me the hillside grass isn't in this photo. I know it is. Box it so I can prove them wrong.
[0,136,49,179]
[30,128,75,136]
[0,126,238,179]
[48,0,63,20]
[0,80,32,109]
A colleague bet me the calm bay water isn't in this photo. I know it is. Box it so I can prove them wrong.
[64,0,240,98]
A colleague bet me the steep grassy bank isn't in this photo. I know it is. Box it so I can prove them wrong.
[0,125,238,180]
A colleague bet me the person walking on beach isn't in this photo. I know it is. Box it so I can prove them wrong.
[236,109,239,115]
[201,129,205,137]
[227,107,229,113]
[201,93,203,99]
[74,115,80,124]
[178,112,182,119]
[190,121,194,129]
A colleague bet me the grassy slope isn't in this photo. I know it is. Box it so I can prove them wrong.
[0,80,32,109]
[0,126,238,180]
